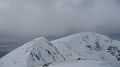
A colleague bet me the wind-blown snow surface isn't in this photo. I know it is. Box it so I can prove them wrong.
[0,32,120,67]
[49,60,112,67]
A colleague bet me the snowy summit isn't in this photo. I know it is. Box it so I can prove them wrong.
[0,32,120,67]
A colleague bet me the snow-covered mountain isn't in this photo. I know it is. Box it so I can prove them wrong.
[52,32,120,62]
[0,32,120,67]
[0,37,65,67]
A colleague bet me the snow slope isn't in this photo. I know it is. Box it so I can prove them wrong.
[0,32,120,67]
[51,32,120,66]
[0,37,64,67]
[49,60,112,67]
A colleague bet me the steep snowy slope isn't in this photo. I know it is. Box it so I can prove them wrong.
[51,32,120,65]
[0,37,65,67]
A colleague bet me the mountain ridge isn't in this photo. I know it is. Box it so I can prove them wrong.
[0,32,120,67]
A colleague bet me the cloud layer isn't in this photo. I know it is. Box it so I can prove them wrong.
[0,0,120,38]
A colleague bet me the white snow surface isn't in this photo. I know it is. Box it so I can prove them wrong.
[0,37,64,67]
[0,32,120,67]
[52,32,120,61]
[49,60,112,67]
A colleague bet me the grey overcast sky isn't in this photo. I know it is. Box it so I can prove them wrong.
[0,0,120,39]
[1,0,120,57]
